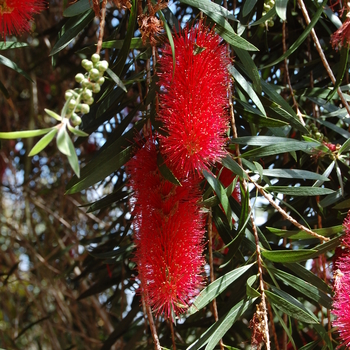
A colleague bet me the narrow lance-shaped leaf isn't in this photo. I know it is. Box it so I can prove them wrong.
[187,263,255,315]
[56,124,71,156]
[28,128,58,156]
[265,288,319,324]
[262,249,317,263]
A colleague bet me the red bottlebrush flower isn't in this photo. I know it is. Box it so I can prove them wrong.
[0,0,46,39]
[332,211,350,347]
[331,18,350,49]
[127,138,205,318]
[157,22,230,179]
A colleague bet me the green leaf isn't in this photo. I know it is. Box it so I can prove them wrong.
[66,133,80,177]
[268,267,332,309]
[180,0,237,21]
[221,154,247,179]
[63,0,101,17]
[246,275,261,298]
[284,263,332,294]
[65,120,144,194]
[265,289,319,324]
[0,128,54,139]
[66,144,133,193]
[276,0,288,21]
[338,137,350,155]
[28,128,58,156]
[158,10,176,75]
[50,10,95,56]
[101,38,146,50]
[327,46,348,101]
[187,263,255,315]
[333,198,350,209]
[66,123,89,137]
[56,125,71,156]
[203,170,233,228]
[87,190,129,213]
[264,186,334,196]
[229,66,266,116]
[262,249,317,263]
[260,169,329,181]
[267,225,342,240]
[0,54,33,82]
[44,108,62,121]
[242,0,258,16]
[0,41,28,50]
[263,0,327,67]
[157,153,181,186]
[187,298,257,350]
[106,68,127,93]
[234,52,261,94]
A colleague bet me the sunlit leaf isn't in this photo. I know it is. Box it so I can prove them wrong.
[188,263,255,315]
[262,249,317,263]
[28,128,58,156]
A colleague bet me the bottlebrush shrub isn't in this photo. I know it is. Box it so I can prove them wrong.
[126,137,205,318]
[157,21,231,179]
[0,0,46,38]
[332,212,350,347]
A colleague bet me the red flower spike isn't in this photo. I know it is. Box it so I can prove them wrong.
[0,0,46,39]
[331,19,350,49]
[332,211,350,347]
[127,138,205,318]
[157,22,230,179]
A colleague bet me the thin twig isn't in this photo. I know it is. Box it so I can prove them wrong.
[96,0,108,55]
[244,171,330,242]
[169,319,176,350]
[208,209,224,350]
[297,0,350,116]
[145,302,161,350]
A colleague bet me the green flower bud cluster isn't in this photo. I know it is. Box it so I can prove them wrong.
[306,123,329,143]
[261,0,275,27]
[62,53,108,126]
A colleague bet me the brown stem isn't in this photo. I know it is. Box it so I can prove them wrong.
[96,0,107,55]
[145,301,161,350]
[267,301,280,350]
[244,172,330,242]
[208,209,224,350]
[169,319,176,350]
[297,0,350,115]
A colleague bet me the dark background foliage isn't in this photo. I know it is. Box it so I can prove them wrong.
[0,0,349,349]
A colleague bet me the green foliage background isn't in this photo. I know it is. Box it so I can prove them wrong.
[0,0,349,348]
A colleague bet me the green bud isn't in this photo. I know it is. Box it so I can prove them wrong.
[82,59,93,71]
[80,104,90,114]
[91,53,100,63]
[75,73,85,83]
[96,60,109,72]
[97,77,105,85]
[68,99,77,109]
[86,97,94,105]
[71,114,82,126]
[82,79,92,89]
[82,89,93,100]
[89,68,100,81]
[92,84,101,93]
[65,91,74,100]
